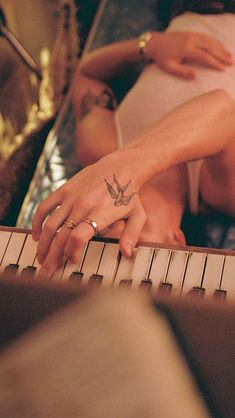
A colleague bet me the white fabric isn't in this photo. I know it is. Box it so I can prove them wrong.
[114,12,235,213]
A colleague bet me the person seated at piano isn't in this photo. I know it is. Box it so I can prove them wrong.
[32,1,235,277]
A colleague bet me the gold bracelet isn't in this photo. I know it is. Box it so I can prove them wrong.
[138,31,153,59]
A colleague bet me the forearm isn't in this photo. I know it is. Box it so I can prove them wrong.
[78,39,143,81]
[77,29,232,82]
[124,90,235,188]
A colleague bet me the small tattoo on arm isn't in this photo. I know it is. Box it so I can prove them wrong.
[80,90,96,119]
[80,88,117,120]
[105,174,136,206]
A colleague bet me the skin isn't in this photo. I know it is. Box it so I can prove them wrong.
[71,29,235,237]
[32,90,235,277]
[72,29,233,167]
[77,31,232,81]
[32,29,235,277]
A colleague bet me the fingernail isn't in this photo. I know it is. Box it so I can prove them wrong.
[32,232,39,241]
[124,243,133,258]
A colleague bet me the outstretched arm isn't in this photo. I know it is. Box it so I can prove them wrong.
[32,89,235,276]
[78,31,232,81]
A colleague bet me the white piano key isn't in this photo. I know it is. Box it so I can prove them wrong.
[201,253,225,297]
[61,243,88,282]
[130,246,154,288]
[80,240,105,284]
[113,249,137,287]
[32,240,44,271]
[17,233,38,274]
[33,255,42,269]
[52,256,68,282]
[220,255,235,301]
[1,232,26,270]
[96,242,120,287]
[166,250,189,295]
[0,230,11,264]
[148,248,172,290]
[181,251,206,295]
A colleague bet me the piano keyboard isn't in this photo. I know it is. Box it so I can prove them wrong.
[1,226,235,301]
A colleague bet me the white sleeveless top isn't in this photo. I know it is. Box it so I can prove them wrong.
[115,12,235,213]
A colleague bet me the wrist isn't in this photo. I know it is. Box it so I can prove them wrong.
[118,145,155,189]
[138,31,153,61]
[124,134,177,188]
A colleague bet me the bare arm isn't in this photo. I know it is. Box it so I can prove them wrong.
[71,30,233,164]
[78,39,143,81]
[32,90,235,276]
[78,31,232,81]
[127,89,235,187]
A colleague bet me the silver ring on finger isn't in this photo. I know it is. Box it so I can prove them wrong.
[63,218,77,229]
[82,218,99,235]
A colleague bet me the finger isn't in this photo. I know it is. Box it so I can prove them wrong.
[190,48,226,71]
[119,206,146,258]
[164,60,196,80]
[39,226,71,278]
[64,204,126,262]
[209,46,233,65]
[36,202,72,264]
[99,220,125,239]
[64,221,96,263]
[197,36,233,64]
[32,192,62,240]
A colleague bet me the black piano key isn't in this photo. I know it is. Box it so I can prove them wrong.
[4,264,19,278]
[214,289,227,300]
[21,266,37,279]
[69,272,83,282]
[159,282,172,294]
[119,279,132,287]
[89,274,103,285]
[139,279,152,289]
[188,286,205,298]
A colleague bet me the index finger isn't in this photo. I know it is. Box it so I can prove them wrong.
[198,35,233,64]
[190,48,226,71]
[32,192,62,240]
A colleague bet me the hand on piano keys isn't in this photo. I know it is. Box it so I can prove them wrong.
[1,226,235,301]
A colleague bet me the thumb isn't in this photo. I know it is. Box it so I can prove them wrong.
[165,60,196,80]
